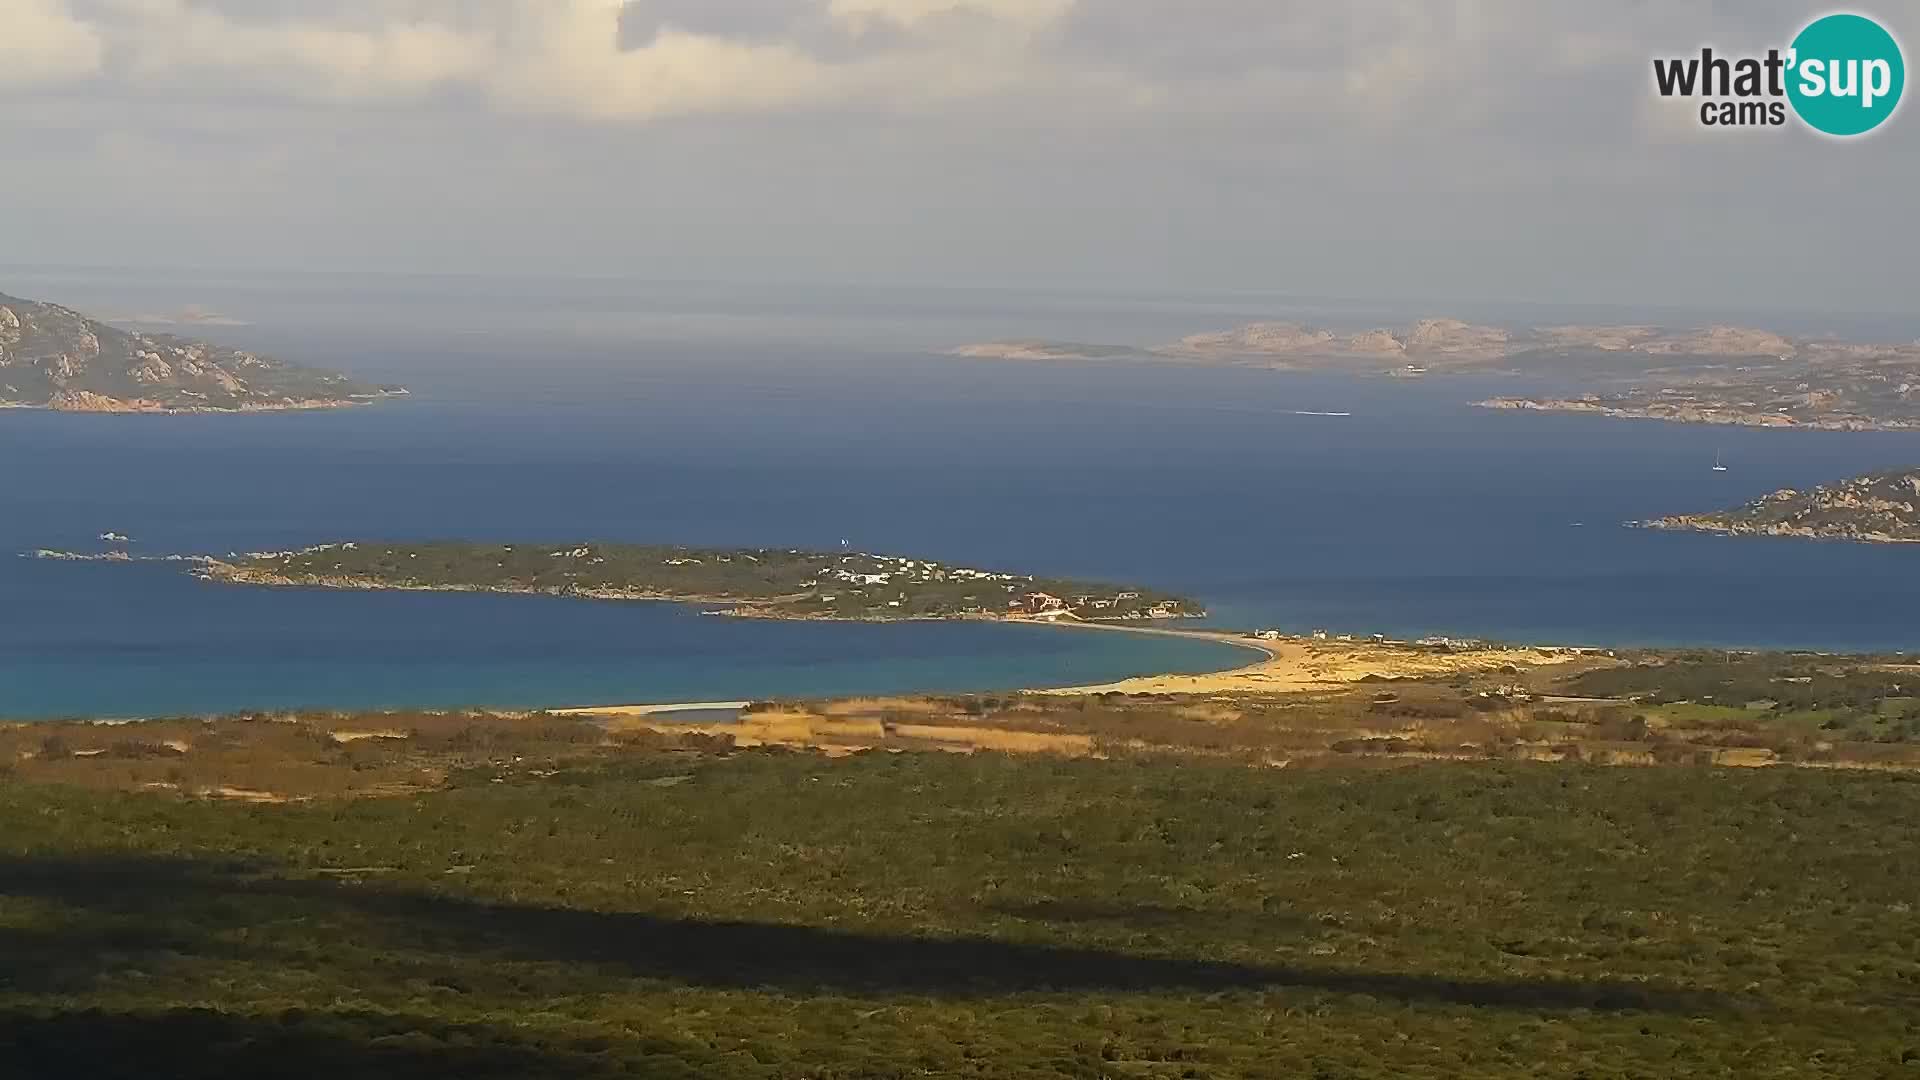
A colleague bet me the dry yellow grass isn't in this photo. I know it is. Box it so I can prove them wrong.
[600,709,1096,758]
[329,729,408,744]
[1711,747,1778,768]
[210,786,301,804]
[890,724,1095,756]
[818,697,947,717]
[1039,636,1586,696]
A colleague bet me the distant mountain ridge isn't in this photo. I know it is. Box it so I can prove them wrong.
[0,290,403,413]
[1161,318,1513,364]
[951,317,1920,430]
[947,340,1151,362]
[953,318,1825,371]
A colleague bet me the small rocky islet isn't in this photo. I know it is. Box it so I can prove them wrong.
[1641,469,1920,544]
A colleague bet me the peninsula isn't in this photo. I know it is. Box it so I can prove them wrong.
[1640,468,1920,544]
[1477,360,1920,432]
[191,541,1203,622]
[0,289,404,412]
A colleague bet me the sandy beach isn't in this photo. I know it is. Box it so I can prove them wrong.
[547,627,1605,762]
[1033,625,1587,696]
[557,621,1594,717]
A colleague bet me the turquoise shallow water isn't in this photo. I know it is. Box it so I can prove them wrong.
[6,293,1920,718]
[1,562,1246,719]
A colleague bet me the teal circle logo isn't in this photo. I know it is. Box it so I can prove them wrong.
[1787,13,1905,136]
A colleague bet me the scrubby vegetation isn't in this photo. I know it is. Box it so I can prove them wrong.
[1564,653,1920,751]
[0,710,655,801]
[729,673,1920,770]
[9,651,1920,1076]
[5,748,1920,1077]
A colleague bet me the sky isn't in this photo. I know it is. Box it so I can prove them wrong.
[2,1,1917,312]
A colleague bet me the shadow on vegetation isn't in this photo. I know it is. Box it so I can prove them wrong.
[987,897,1314,933]
[0,1007,646,1080]
[0,854,1727,1014]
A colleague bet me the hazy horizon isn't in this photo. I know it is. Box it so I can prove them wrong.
[6,2,1919,313]
[7,262,1920,348]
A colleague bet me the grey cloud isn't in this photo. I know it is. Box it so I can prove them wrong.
[617,0,808,45]
[3,0,1918,312]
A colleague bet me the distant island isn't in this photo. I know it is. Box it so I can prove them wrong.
[181,541,1203,622]
[1639,468,1920,544]
[0,290,405,412]
[948,341,1154,363]
[952,319,1815,373]
[951,318,1920,431]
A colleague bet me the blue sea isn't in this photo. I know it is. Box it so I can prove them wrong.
[5,273,1920,719]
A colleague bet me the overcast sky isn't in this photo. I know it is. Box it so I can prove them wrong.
[3,1,1916,312]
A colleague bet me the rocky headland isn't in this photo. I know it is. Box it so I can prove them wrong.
[0,290,405,412]
[1640,469,1920,544]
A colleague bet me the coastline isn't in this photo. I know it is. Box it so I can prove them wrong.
[551,621,1594,715]
[1022,619,1277,684]
[0,398,384,415]
[34,554,1589,711]
[197,566,776,608]
[2,614,1268,725]
[1029,626,1582,696]
[1633,520,1920,545]
[534,624,1273,717]
[1476,398,1917,433]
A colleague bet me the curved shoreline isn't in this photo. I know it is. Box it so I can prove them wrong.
[1031,628,1584,697]
[1021,619,1278,686]
[549,623,1269,715]
[552,625,1589,713]
[1476,398,1920,433]
[24,553,1574,714]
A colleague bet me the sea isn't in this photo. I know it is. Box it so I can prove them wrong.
[5,270,1920,719]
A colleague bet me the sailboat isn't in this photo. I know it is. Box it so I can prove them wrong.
[1712,450,1729,473]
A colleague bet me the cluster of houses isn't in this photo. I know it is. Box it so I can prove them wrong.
[1012,589,1184,620]
[1252,629,1607,658]
[1297,628,1484,650]
[236,541,361,562]
[796,552,1190,620]
[1292,629,1391,644]
[659,553,762,566]
[811,555,1021,590]
[1413,635,1491,651]
[795,555,973,613]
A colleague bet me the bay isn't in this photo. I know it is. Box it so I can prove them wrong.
[4,278,1919,717]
